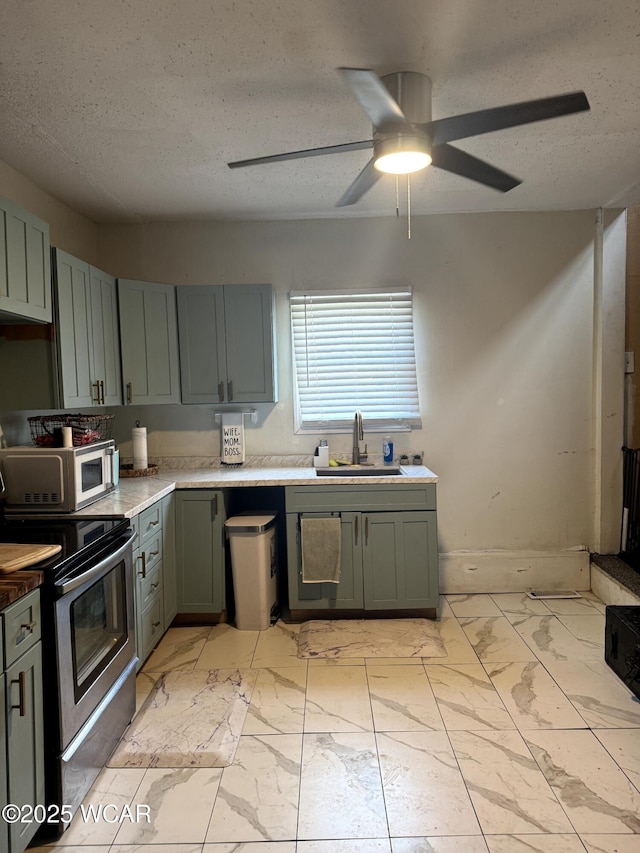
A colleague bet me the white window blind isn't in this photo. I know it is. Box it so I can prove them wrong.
[290,288,421,431]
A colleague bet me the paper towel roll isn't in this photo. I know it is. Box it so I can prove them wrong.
[62,426,73,448]
[132,427,148,470]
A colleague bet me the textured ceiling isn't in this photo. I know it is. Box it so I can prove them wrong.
[1,0,639,223]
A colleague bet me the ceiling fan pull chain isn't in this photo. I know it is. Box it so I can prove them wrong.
[395,175,400,218]
[407,173,411,240]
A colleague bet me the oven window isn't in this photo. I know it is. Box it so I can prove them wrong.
[70,563,127,701]
[80,457,104,493]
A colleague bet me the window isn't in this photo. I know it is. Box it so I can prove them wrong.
[290,288,421,432]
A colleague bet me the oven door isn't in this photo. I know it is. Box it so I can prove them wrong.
[53,531,136,750]
[73,444,117,509]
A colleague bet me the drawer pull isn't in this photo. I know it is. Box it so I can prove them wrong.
[11,671,27,716]
[20,620,37,633]
[150,581,159,591]
[218,381,225,402]
[148,549,160,559]
[91,380,101,403]
[152,620,161,629]
[137,552,146,579]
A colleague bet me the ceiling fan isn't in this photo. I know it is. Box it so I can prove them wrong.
[228,68,590,207]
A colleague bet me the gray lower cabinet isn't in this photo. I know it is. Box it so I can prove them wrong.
[0,195,51,323]
[177,284,277,404]
[53,249,122,407]
[1,589,45,853]
[285,485,439,613]
[175,490,226,615]
[132,495,177,669]
[118,279,180,405]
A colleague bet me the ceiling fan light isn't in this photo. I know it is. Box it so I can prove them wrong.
[373,135,432,174]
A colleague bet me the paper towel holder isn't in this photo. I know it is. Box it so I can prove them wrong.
[214,409,257,425]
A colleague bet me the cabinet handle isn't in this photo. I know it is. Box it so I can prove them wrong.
[354,516,359,546]
[228,380,234,401]
[91,381,101,404]
[365,516,369,545]
[149,549,160,558]
[20,620,37,633]
[137,551,146,579]
[150,581,159,591]
[213,493,219,518]
[152,620,161,629]
[99,379,105,405]
[11,671,27,717]
[218,381,225,402]
[126,382,133,404]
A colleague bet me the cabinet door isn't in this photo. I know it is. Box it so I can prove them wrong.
[223,284,277,403]
[89,266,122,405]
[0,197,51,323]
[286,512,364,610]
[0,673,7,853]
[177,285,227,403]
[119,279,180,405]
[176,491,226,614]
[363,512,438,609]
[53,249,94,408]
[5,642,45,853]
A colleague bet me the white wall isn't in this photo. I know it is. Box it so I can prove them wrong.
[98,211,607,581]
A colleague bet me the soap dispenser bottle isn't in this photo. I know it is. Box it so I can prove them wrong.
[314,440,329,468]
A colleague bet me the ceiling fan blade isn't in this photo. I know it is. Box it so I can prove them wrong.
[336,158,382,207]
[426,91,590,146]
[228,139,373,169]
[338,67,413,131]
[431,143,521,192]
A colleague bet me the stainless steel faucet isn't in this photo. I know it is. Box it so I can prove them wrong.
[352,410,364,464]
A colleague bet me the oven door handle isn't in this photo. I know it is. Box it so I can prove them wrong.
[54,531,136,594]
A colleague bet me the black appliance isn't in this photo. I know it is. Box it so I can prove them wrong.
[605,605,640,700]
[0,515,138,835]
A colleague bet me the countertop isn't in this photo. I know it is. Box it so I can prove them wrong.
[72,464,439,519]
[0,570,44,611]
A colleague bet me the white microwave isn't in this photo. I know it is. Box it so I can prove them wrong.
[0,440,119,513]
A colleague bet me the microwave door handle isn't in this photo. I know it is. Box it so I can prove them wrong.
[54,531,136,595]
[106,447,116,487]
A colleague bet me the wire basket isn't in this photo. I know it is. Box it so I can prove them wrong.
[29,414,114,447]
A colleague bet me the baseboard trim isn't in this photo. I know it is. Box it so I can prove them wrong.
[439,549,590,594]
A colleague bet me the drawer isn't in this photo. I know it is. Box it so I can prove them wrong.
[134,529,163,580]
[138,502,162,543]
[2,589,41,668]
[141,595,164,661]
[137,560,162,611]
[285,483,437,513]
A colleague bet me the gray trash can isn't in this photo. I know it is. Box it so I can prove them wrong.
[225,512,277,630]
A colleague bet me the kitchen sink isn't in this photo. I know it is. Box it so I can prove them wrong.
[314,465,402,477]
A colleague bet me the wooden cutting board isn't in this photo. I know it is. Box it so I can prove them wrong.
[0,543,62,573]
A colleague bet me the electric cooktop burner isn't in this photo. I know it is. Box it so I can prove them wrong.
[0,515,130,581]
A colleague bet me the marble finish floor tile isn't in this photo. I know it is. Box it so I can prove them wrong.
[203,844,296,852]
[525,729,640,834]
[194,623,259,669]
[543,595,602,615]
[142,626,211,672]
[113,767,222,844]
[490,593,553,616]
[459,617,538,663]
[308,656,365,666]
[391,839,489,852]
[109,669,258,768]
[580,835,640,852]
[113,847,203,853]
[438,595,456,617]
[377,730,481,837]
[304,665,373,732]
[297,732,387,839]
[424,617,482,664]
[251,620,306,669]
[47,767,145,847]
[446,594,503,617]
[594,728,640,790]
[484,836,587,852]
[242,666,307,735]
[205,734,302,843]
[485,660,587,730]
[298,840,391,852]
[556,613,606,645]
[449,730,573,834]
[580,590,608,613]
[366,664,444,731]
[425,663,515,731]
[298,618,446,658]
[543,659,640,728]
[507,614,603,663]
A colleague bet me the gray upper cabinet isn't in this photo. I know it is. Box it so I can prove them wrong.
[118,279,181,405]
[53,249,122,407]
[177,284,277,404]
[0,195,51,323]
